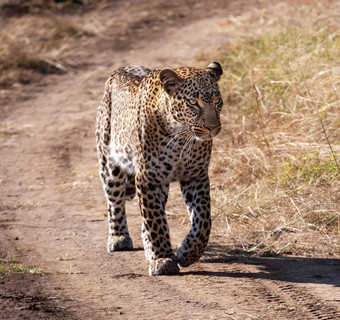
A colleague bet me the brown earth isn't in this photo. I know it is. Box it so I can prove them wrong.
[0,0,339,319]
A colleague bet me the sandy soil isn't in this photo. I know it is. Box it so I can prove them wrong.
[0,0,339,319]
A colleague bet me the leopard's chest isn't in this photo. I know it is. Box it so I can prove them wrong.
[109,134,210,182]
[143,138,212,182]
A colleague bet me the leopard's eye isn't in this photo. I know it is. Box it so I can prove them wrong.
[188,98,197,105]
[216,95,224,104]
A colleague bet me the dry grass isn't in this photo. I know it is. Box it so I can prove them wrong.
[0,0,109,87]
[211,7,340,256]
[0,14,93,86]
[0,0,104,16]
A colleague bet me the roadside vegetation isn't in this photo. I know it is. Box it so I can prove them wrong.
[211,25,340,256]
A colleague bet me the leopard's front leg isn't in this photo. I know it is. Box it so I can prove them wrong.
[136,175,179,276]
[178,175,211,267]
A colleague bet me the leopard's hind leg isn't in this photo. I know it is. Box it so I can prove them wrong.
[96,77,133,251]
[125,173,136,200]
[102,160,133,252]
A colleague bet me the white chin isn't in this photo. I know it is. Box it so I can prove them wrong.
[194,134,212,141]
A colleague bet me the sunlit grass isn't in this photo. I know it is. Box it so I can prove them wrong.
[211,26,340,256]
[276,152,340,187]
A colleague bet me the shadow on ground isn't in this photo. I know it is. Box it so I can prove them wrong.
[184,243,340,287]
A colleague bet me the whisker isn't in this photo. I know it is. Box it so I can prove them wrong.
[163,125,186,140]
[186,138,195,168]
[165,130,188,149]
[179,133,193,160]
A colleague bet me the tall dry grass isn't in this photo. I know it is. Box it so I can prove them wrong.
[211,22,340,256]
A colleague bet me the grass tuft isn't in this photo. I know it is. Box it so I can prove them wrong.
[0,258,45,278]
[276,152,340,188]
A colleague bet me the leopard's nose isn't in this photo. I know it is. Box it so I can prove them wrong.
[203,107,220,133]
[205,124,220,133]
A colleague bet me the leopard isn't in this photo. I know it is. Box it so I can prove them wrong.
[95,62,223,276]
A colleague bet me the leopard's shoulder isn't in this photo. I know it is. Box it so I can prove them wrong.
[110,66,152,90]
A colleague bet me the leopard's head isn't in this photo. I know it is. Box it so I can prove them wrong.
[160,62,223,141]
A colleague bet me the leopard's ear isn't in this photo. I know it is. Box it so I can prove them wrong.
[159,69,182,95]
[206,62,223,81]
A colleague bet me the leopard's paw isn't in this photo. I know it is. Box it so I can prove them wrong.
[177,247,201,267]
[149,257,179,276]
[107,234,133,252]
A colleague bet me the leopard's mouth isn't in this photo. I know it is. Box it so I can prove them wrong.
[189,125,220,141]
[188,127,212,141]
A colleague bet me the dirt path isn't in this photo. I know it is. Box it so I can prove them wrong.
[1,1,339,319]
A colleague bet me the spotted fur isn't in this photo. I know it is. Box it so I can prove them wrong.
[95,62,223,275]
